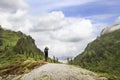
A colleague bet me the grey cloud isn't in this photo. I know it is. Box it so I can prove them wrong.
[50,35,82,42]
[30,26,63,32]
[62,38,82,42]
[58,56,73,60]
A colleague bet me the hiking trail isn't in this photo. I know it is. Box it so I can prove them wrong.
[6,63,107,80]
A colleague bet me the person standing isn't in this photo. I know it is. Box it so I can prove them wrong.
[44,46,49,62]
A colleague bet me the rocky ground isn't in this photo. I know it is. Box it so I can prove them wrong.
[0,63,108,80]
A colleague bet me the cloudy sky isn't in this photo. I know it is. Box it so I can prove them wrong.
[0,0,120,61]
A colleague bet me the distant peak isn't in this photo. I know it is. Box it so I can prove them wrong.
[101,24,120,35]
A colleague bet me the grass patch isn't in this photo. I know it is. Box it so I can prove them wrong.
[0,60,46,76]
[97,73,120,80]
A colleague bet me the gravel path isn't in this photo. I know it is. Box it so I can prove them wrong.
[20,63,107,80]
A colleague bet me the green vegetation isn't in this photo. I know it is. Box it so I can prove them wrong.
[73,29,120,80]
[0,26,48,75]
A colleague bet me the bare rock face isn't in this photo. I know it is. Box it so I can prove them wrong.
[101,24,120,35]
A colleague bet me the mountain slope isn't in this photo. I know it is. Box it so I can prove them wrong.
[0,26,46,75]
[73,25,120,79]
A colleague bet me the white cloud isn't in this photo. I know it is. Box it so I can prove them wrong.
[0,0,28,12]
[0,10,30,31]
[51,18,93,42]
[86,14,115,21]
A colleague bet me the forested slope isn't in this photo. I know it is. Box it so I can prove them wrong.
[74,26,120,79]
[0,26,46,75]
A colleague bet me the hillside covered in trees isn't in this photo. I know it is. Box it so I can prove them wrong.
[73,25,120,80]
[0,26,48,75]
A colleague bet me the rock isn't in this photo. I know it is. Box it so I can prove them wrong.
[12,75,22,80]
[97,77,108,80]
[6,75,17,80]
[0,76,2,80]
